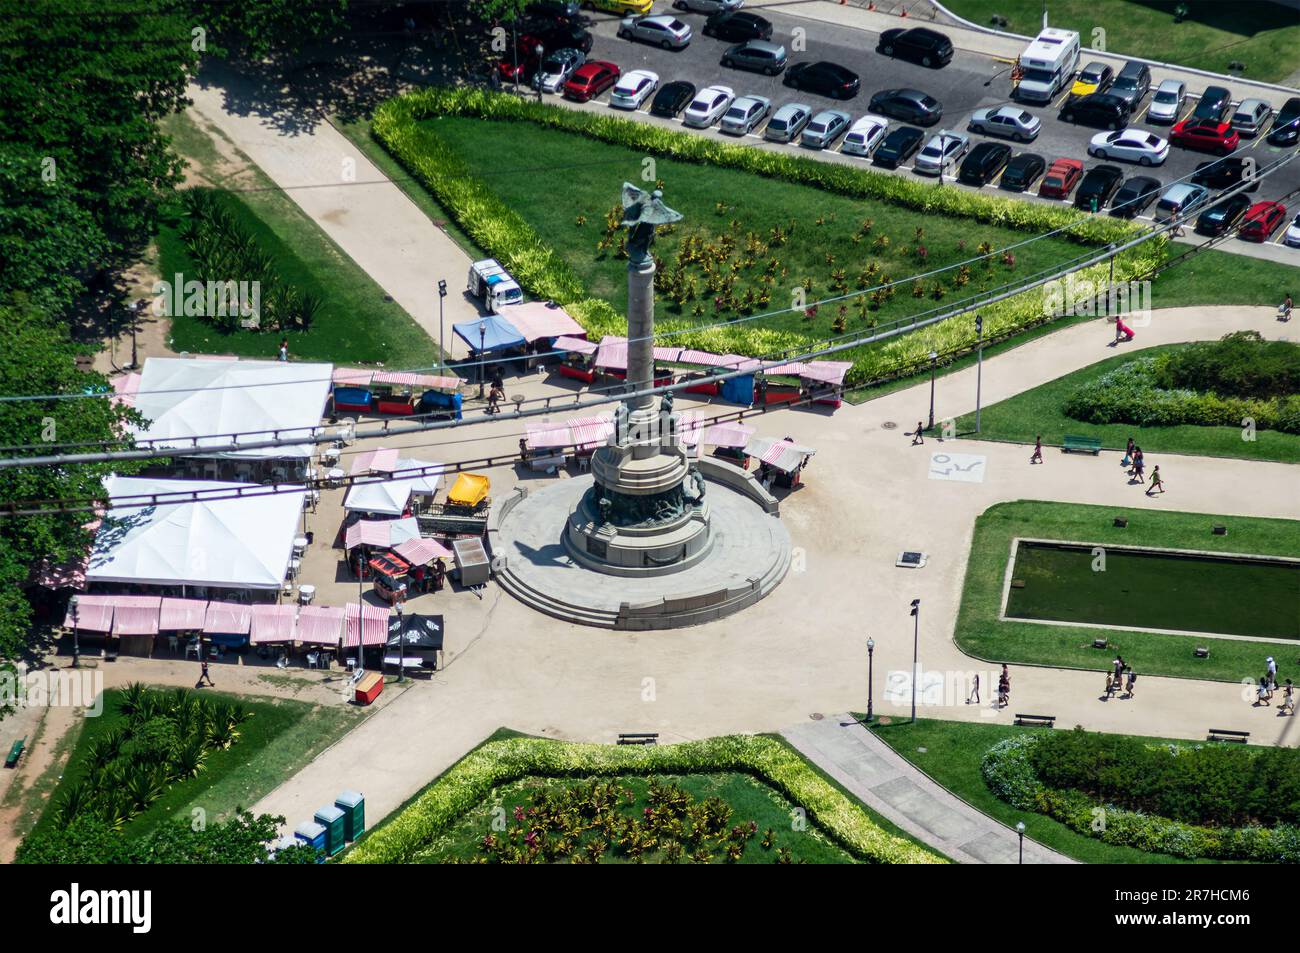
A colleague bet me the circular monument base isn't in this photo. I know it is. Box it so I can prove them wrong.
[492,476,791,630]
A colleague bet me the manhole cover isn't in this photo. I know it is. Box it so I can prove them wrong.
[881,421,898,430]
[810,712,824,721]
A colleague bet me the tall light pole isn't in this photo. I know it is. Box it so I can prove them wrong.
[909,598,920,724]
[478,321,487,399]
[974,314,984,434]
[1017,820,1026,863]
[129,299,145,370]
[927,350,938,431]
[535,44,544,102]
[866,637,875,724]
[69,594,80,668]
[395,602,405,684]
[437,279,447,376]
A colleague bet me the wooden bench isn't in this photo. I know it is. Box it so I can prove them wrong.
[617,732,659,746]
[1062,434,1102,455]
[1014,713,1056,728]
[1207,728,1249,744]
[4,737,25,768]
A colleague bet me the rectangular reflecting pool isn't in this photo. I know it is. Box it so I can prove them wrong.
[1004,540,1300,640]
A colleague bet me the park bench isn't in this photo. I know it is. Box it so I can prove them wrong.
[1207,728,1249,744]
[4,737,25,768]
[1062,434,1103,455]
[1013,713,1056,728]
[617,733,659,746]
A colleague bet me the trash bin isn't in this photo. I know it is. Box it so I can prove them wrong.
[335,790,365,841]
[294,821,327,862]
[314,805,347,856]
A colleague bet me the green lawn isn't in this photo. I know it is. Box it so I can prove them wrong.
[869,718,1229,864]
[954,344,1300,463]
[944,0,1300,83]
[956,501,1300,681]
[157,111,439,366]
[1148,248,1300,312]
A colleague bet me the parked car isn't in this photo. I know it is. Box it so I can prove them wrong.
[841,115,889,157]
[765,101,812,142]
[913,129,969,175]
[721,39,786,74]
[1039,158,1084,198]
[1074,163,1124,211]
[1284,212,1300,248]
[651,80,695,117]
[1230,98,1273,137]
[1000,152,1046,192]
[1109,175,1161,218]
[703,10,771,41]
[683,84,735,127]
[534,48,586,92]
[618,15,692,49]
[1060,93,1130,129]
[1153,183,1209,226]
[1193,85,1232,122]
[498,34,546,83]
[785,61,860,99]
[876,27,953,68]
[535,21,593,54]
[958,141,1011,186]
[1194,192,1253,236]
[799,108,850,149]
[1109,61,1151,109]
[583,0,652,14]
[719,94,771,135]
[1191,157,1261,192]
[527,1,581,22]
[868,87,941,126]
[673,0,743,13]
[1170,118,1240,155]
[873,125,924,168]
[1088,128,1169,165]
[1267,97,1300,146]
[1238,201,1287,242]
[967,105,1041,142]
[1070,61,1113,98]
[563,60,620,101]
[1147,79,1186,124]
[609,69,659,109]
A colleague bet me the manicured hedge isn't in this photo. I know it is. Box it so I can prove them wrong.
[1157,331,1300,399]
[371,88,1165,387]
[344,734,945,864]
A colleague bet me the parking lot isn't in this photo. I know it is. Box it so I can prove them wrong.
[517,4,1300,252]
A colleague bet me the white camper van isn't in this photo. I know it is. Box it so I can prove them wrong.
[466,259,523,314]
[1015,28,1080,104]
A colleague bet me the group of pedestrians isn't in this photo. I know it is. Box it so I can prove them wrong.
[1104,655,1137,700]
[1254,656,1294,712]
[1122,437,1165,495]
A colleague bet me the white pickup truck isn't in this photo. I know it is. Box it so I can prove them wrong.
[466,258,523,314]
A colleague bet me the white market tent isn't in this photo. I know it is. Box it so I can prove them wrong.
[343,457,442,516]
[85,476,305,591]
[131,357,332,460]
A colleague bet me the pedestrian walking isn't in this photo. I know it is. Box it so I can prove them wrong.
[968,672,980,705]
[912,421,925,445]
[1146,465,1165,495]
[1115,316,1135,342]
[1283,680,1295,714]
[197,658,214,688]
[1125,667,1136,698]
[1122,436,1135,469]
[1113,655,1124,682]
[1267,656,1278,689]
[1257,676,1272,706]
[998,663,1010,708]
[1105,671,1115,698]
[1030,435,1043,464]
[277,338,288,362]
[1280,292,1293,322]
[1133,449,1145,484]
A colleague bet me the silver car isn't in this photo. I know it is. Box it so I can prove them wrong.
[534,48,585,93]
[913,129,969,175]
[801,109,851,149]
[967,105,1041,142]
[673,0,743,13]
[721,39,786,75]
[764,101,812,142]
[683,84,735,128]
[720,95,772,135]
[618,14,693,50]
[1231,98,1273,136]
[841,115,889,156]
[1147,79,1185,124]
[1153,183,1209,226]
[609,69,660,110]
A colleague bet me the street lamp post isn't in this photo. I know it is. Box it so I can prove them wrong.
[478,321,487,399]
[927,350,938,431]
[974,314,984,434]
[437,279,447,376]
[355,552,365,676]
[69,594,80,668]
[512,22,519,93]
[909,598,920,724]
[535,45,544,102]
[866,637,875,724]
[129,299,145,369]
[396,602,405,684]
[1017,820,1026,863]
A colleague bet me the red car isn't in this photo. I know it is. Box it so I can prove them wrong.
[1170,118,1240,155]
[563,60,620,102]
[1238,201,1287,242]
[497,34,546,83]
[1039,158,1083,199]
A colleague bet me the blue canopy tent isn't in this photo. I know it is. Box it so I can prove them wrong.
[454,315,527,388]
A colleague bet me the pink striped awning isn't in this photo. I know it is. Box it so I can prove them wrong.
[63,594,115,632]
[393,537,453,565]
[552,336,597,355]
[110,595,162,636]
[345,518,393,551]
[250,604,297,644]
[333,368,460,391]
[203,601,252,635]
[297,606,345,645]
[683,420,755,449]
[344,602,390,648]
[351,447,400,475]
[594,336,627,370]
[524,419,573,450]
[496,302,585,342]
[568,415,614,450]
[160,598,209,630]
[763,361,852,385]
[744,436,817,474]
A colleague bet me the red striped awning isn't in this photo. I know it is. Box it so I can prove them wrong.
[745,437,817,474]
[250,604,297,644]
[393,537,453,565]
[63,594,115,632]
[345,518,393,551]
[297,605,345,645]
[568,415,614,450]
[160,598,209,630]
[203,601,252,635]
[344,602,390,647]
[110,595,162,636]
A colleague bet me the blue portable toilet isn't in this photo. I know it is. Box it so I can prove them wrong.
[719,373,755,407]
[294,821,327,862]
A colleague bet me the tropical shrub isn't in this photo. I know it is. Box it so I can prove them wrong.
[1155,331,1300,399]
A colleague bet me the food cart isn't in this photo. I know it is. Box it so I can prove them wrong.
[332,369,462,418]
[552,336,599,383]
[369,552,412,604]
[684,420,756,469]
[744,436,817,490]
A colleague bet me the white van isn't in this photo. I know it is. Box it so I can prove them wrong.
[1016,28,1080,104]
[466,259,523,314]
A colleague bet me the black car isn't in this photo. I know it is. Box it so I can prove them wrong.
[783,61,861,99]
[534,21,593,54]
[1074,164,1124,211]
[873,125,925,168]
[877,27,953,68]
[1000,152,1046,192]
[1060,93,1131,130]
[869,87,942,126]
[702,10,772,42]
[1194,192,1253,236]
[1190,157,1261,193]
[1193,85,1232,122]
[650,80,696,118]
[1267,96,1300,146]
[525,0,582,23]
[958,141,1012,186]
[1110,175,1161,218]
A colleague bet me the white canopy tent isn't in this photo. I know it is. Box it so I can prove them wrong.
[85,476,305,591]
[343,458,442,516]
[131,357,332,460]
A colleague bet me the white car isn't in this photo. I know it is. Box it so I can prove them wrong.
[913,129,969,175]
[673,0,743,13]
[1147,79,1185,124]
[719,94,771,135]
[841,115,889,156]
[1231,98,1273,136]
[966,105,1041,142]
[609,69,659,110]
[801,109,851,149]
[618,14,693,50]
[683,84,735,128]
[1088,128,1169,165]
[1285,212,1300,248]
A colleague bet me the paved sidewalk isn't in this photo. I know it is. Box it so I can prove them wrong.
[783,715,1074,864]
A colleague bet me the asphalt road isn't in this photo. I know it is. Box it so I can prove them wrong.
[524,5,1300,253]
